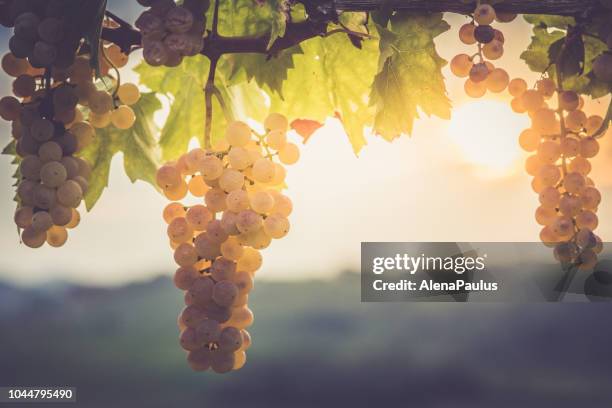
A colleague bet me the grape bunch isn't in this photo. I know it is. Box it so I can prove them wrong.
[450,3,515,97]
[135,0,207,67]
[0,68,92,248]
[157,113,299,373]
[512,79,605,270]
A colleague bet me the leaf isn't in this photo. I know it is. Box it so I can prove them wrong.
[79,93,162,210]
[290,119,323,143]
[269,30,380,153]
[227,46,303,96]
[369,12,451,140]
[521,25,565,73]
[523,15,574,30]
[339,12,369,35]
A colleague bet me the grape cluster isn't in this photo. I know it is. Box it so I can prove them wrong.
[0,70,91,248]
[135,0,207,67]
[1,3,141,247]
[157,113,299,373]
[451,3,516,97]
[513,79,605,269]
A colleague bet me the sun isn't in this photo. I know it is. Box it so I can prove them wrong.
[447,100,530,175]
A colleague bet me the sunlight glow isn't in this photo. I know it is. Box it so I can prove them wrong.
[447,101,529,176]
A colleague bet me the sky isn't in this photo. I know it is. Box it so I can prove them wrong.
[1,6,611,286]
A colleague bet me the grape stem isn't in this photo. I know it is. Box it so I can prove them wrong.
[204,0,221,149]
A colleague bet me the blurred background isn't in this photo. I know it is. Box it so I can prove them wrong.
[1,2,612,407]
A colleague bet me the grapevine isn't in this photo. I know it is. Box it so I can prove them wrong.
[0,0,612,374]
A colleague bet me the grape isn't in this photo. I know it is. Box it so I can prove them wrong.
[106,45,128,68]
[88,90,113,115]
[20,155,41,181]
[186,205,212,231]
[264,113,288,132]
[495,12,517,23]
[569,156,591,176]
[207,219,229,243]
[228,146,251,170]
[521,90,544,112]
[196,319,221,343]
[179,305,207,329]
[194,233,221,260]
[474,4,496,25]
[8,35,34,59]
[187,175,208,197]
[271,192,293,217]
[474,25,495,44]
[212,280,239,307]
[510,97,526,113]
[220,237,244,261]
[233,351,247,370]
[508,78,527,97]
[469,63,489,83]
[17,180,36,205]
[21,226,46,248]
[165,6,194,34]
[30,118,55,142]
[240,330,252,350]
[554,242,578,263]
[187,348,212,372]
[279,143,300,165]
[263,214,290,239]
[198,155,223,180]
[233,271,254,295]
[143,40,169,66]
[180,328,202,351]
[66,209,80,229]
[464,78,487,98]
[57,132,78,156]
[539,187,560,208]
[40,161,67,188]
[89,111,112,128]
[563,172,586,194]
[226,121,251,147]
[535,206,557,226]
[518,129,540,152]
[164,203,186,224]
[174,243,198,267]
[536,79,556,98]
[250,191,274,214]
[219,169,244,193]
[46,226,68,247]
[236,210,263,234]
[33,184,57,209]
[565,110,587,132]
[220,211,241,235]
[576,210,598,230]
[579,137,599,158]
[485,68,508,92]
[56,180,83,208]
[168,217,194,243]
[560,138,580,158]
[211,350,235,374]
[260,132,285,154]
[578,249,598,271]
[226,306,254,329]
[559,91,579,111]
[14,206,33,228]
[536,141,560,164]
[226,189,250,212]
[237,247,262,274]
[218,327,243,352]
[483,41,504,60]
[111,105,136,129]
[580,187,601,211]
[559,195,582,217]
[117,83,140,106]
[211,257,237,281]
[186,276,215,306]
[2,53,28,77]
[459,23,476,45]
[174,266,199,290]
[551,216,574,240]
[0,96,21,120]
[576,229,597,249]
[242,228,272,250]
[156,164,182,189]
[205,188,228,213]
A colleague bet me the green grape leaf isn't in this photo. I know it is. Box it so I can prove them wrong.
[2,139,16,156]
[521,26,565,73]
[339,12,369,35]
[269,31,379,153]
[370,12,451,140]
[523,15,574,30]
[79,93,162,210]
[226,46,303,96]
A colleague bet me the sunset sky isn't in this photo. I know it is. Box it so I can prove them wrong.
[1,4,611,286]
